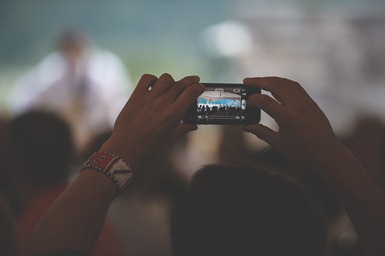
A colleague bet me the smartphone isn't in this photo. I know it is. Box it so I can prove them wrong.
[183,83,260,125]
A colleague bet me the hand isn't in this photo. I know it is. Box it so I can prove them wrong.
[242,77,341,167]
[101,73,204,168]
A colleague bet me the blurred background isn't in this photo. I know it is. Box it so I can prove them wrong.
[1,0,385,132]
[1,0,385,255]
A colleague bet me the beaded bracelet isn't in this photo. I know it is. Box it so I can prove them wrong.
[81,151,134,194]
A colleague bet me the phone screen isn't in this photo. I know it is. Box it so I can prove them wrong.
[183,83,260,125]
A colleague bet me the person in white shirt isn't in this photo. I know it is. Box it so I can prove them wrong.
[11,29,132,151]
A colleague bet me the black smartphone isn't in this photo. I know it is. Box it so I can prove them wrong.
[183,83,260,125]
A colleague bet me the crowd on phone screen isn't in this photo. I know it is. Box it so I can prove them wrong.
[198,105,242,116]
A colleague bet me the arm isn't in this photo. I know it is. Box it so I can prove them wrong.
[21,73,204,256]
[242,77,385,256]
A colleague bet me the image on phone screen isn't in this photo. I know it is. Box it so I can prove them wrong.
[183,83,260,125]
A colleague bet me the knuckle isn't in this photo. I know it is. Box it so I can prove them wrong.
[142,73,157,80]
[178,76,199,87]
[186,83,204,95]
[159,73,174,82]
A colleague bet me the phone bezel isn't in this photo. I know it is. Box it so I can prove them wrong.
[183,83,260,125]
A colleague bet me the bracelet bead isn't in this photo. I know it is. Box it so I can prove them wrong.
[81,151,134,194]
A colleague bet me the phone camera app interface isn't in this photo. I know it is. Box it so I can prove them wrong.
[197,87,247,122]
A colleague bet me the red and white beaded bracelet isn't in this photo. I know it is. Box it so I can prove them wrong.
[81,151,134,194]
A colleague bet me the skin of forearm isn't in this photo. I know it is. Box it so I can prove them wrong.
[20,170,117,256]
[315,143,385,255]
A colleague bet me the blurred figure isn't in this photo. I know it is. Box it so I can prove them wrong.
[170,164,328,256]
[0,192,18,256]
[9,110,123,256]
[84,131,188,256]
[216,126,362,255]
[0,117,20,256]
[11,28,132,152]
[0,117,24,218]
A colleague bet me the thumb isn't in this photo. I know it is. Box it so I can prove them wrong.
[172,123,198,142]
[243,124,283,152]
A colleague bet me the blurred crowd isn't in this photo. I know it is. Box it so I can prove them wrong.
[1,92,385,255]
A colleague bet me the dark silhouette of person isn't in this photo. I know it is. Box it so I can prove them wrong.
[9,110,123,256]
[170,164,327,256]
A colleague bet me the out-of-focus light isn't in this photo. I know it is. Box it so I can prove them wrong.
[201,20,252,58]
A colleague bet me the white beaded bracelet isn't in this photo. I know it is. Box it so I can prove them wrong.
[81,151,134,194]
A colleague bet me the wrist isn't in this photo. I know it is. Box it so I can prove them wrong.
[100,137,144,170]
[311,142,364,179]
[81,151,134,195]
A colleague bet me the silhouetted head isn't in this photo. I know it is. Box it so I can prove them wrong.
[57,29,89,63]
[10,110,74,187]
[171,164,327,256]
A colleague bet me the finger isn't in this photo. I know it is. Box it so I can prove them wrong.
[173,83,205,118]
[167,75,200,102]
[133,74,158,96]
[244,77,299,104]
[119,74,157,117]
[150,73,175,96]
[242,124,284,152]
[247,93,284,122]
[172,123,198,142]
[177,75,200,88]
